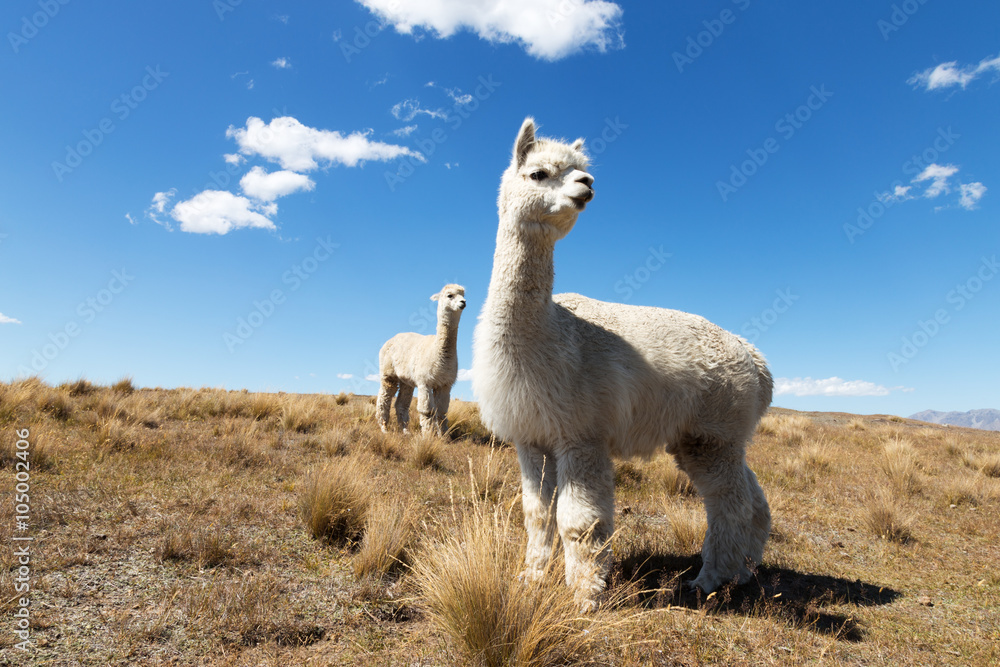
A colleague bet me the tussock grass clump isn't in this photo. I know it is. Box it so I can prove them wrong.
[281,397,323,433]
[864,489,914,544]
[413,502,607,667]
[247,392,282,420]
[410,434,444,470]
[662,501,707,555]
[112,376,136,394]
[299,459,372,545]
[158,524,246,569]
[37,387,74,421]
[447,401,495,444]
[219,420,274,468]
[848,417,868,431]
[468,448,511,502]
[335,392,350,406]
[353,501,417,580]
[941,476,987,508]
[60,377,97,397]
[365,430,403,460]
[614,461,644,489]
[881,437,921,497]
[647,456,695,497]
[96,417,140,451]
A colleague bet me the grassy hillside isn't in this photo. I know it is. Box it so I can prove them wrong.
[1,378,998,665]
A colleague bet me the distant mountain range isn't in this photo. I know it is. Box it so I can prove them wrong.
[910,409,1000,431]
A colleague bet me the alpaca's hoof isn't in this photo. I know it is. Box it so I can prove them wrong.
[576,595,599,614]
[690,565,752,594]
[379,425,388,434]
[518,567,545,584]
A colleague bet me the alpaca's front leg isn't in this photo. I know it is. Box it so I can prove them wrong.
[516,444,558,580]
[416,385,436,434]
[376,378,397,433]
[556,443,615,609]
[432,387,451,435]
[395,383,414,433]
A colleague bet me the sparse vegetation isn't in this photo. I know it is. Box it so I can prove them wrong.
[1,385,999,665]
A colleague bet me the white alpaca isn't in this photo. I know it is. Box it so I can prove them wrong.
[377,285,466,435]
[472,119,772,606]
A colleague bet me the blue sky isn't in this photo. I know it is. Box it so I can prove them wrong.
[1,0,997,418]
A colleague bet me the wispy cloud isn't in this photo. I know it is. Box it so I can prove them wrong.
[357,0,624,61]
[457,368,473,381]
[0,313,22,325]
[959,182,987,210]
[337,373,354,379]
[271,57,291,69]
[390,99,446,122]
[390,124,418,138]
[774,376,910,397]
[909,54,1000,91]
[146,189,176,228]
[878,163,986,210]
[227,116,424,171]
[365,373,379,382]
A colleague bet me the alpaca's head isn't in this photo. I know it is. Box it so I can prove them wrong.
[498,117,593,241]
[432,284,466,322]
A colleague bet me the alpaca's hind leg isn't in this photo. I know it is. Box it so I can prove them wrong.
[517,444,558,581]
[395,383,414,434]
[675,440,770,592]
[416,385,436,434]
[555,443,615,609]
[376,378,398,433]
[432,387,451,436]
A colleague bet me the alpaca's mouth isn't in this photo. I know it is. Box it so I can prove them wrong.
[570,189,594,208]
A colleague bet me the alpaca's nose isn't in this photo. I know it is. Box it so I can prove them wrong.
[459,300,467,310]
[577,172,594,188]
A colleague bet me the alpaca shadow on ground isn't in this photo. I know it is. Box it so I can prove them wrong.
[614,552,902,642]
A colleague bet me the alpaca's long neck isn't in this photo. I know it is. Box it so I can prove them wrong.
[435,316,460,357]
[483,220,555,334]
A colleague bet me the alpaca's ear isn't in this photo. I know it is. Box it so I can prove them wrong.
[430,292,440,301]
[571,138,585,152]
[514,117,536,168]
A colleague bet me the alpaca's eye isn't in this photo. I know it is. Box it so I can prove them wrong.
[529,170,547,181]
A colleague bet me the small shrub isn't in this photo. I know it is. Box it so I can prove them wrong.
[299,459,372,545]
[335,392,350,406]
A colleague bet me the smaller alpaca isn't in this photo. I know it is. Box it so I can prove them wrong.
[377,284,466,435]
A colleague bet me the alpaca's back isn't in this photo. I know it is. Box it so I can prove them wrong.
[553,293,771,456]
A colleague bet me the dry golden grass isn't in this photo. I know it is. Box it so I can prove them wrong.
[353,501,418,580]
[409,433,445,469]
[412,500,616,667]
[3,382,1000,665]
[298,457,373,545]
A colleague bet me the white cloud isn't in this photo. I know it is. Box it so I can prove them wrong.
[240,166,315,201]
[337,373,354,379]
[274,14,289,24]
[878,184,913,204]
[774,377,904,397]
[457,368,473,382]
[146,189,176,228]
[357,0,625,61]
[170,190,277,235]
[226,116,424,172]
[247,79,255,90]
[0,313,22,325]
[391,124,418,137]
[125,212,136,225]
[223,153,245,165]
[391,99,446,122]
[909,54,1000,91]
[959,182,987,210]
[271,57,291,69]
[913,163,959,199]
[365,373,380,382]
